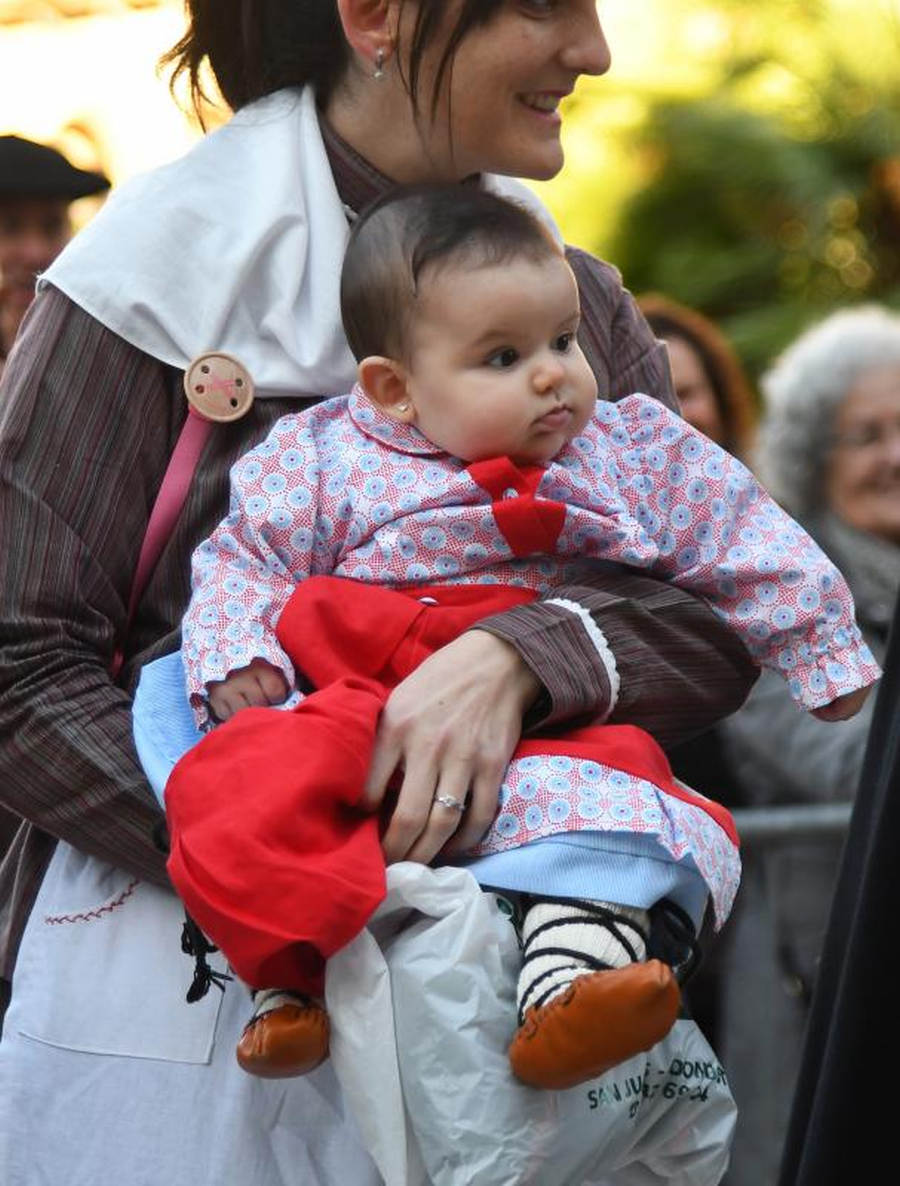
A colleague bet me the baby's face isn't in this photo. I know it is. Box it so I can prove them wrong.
[403,253,598,465]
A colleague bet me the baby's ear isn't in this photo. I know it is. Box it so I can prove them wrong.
[357,356,415,422]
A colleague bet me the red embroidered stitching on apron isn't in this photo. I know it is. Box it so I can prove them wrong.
[44,878,140,925]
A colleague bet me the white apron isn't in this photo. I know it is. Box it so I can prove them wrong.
[0,841,380,1186]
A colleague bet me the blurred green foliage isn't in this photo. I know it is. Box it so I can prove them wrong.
[609,91,900,381]
[535,0,900,384]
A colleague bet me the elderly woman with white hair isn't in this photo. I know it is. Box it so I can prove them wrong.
[715,304,900,1186]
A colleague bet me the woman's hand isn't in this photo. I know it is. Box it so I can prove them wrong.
[362,630,541,866]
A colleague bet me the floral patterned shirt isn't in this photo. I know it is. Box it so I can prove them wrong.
[183,387,879,728]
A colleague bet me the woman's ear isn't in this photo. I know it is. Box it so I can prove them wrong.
[336,0,398,66]
[357,356,416,422]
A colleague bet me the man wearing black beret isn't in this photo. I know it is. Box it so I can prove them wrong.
[0,135,110,372]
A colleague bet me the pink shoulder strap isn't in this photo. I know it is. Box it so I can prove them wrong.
[110,352,254,679]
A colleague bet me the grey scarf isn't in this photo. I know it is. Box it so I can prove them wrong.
[805,512,900,635]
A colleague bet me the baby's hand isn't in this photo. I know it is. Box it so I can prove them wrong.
[207,659,288,722]
[810,685,872,722]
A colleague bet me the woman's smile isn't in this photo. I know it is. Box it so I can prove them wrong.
[519,90,569,119]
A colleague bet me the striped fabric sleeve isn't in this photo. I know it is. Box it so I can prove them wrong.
[0,288,176,895]
[477,573,759,747]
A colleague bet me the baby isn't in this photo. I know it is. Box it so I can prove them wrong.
[165,184,877,1091]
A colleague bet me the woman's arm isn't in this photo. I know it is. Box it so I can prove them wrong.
[0,289,182,885]
[478,570,759,745]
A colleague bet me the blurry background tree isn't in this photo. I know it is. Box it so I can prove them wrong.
[532,0,900,384]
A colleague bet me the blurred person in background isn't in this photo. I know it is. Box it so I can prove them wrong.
[716,305,900,1186]
[638,293,758,462]
[638,292,760,1055]
[0,135,110,377]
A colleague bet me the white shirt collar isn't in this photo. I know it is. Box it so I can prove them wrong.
[347,385,444,456]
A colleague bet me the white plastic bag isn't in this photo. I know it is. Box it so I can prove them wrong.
[326,863,735,1186]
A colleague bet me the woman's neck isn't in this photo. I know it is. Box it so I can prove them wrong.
[320,108,481,223]
[319,114,396,218]
[322,77,458,187]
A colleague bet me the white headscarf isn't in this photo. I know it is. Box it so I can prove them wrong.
[41,86,560,400]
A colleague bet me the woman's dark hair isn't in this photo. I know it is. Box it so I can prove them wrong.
[638,293,758,459]
[341,183,561,362]
[162,0,504,120]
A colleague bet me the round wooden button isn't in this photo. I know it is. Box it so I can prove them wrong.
[184,352,254,422]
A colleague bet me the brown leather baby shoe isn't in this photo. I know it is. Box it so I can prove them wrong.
[508,959,680,1091]
[236,993,330,1079]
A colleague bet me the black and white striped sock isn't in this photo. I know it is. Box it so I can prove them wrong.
[248,987,311,1020]
[516,898,650,1024]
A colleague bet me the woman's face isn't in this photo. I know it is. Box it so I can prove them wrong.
[426,0,610,180]
[388,0,611,182]
[664,335,726,446]
[824,363,900,544]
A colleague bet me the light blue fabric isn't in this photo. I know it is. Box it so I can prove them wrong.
[133,650,709,927]
[132,650,203,807]
[460,835,708,930]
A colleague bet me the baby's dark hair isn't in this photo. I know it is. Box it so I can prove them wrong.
[340,184,562,363]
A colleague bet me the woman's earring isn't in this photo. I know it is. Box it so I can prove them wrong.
[373,48,386,81]
[398,402,410,413]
